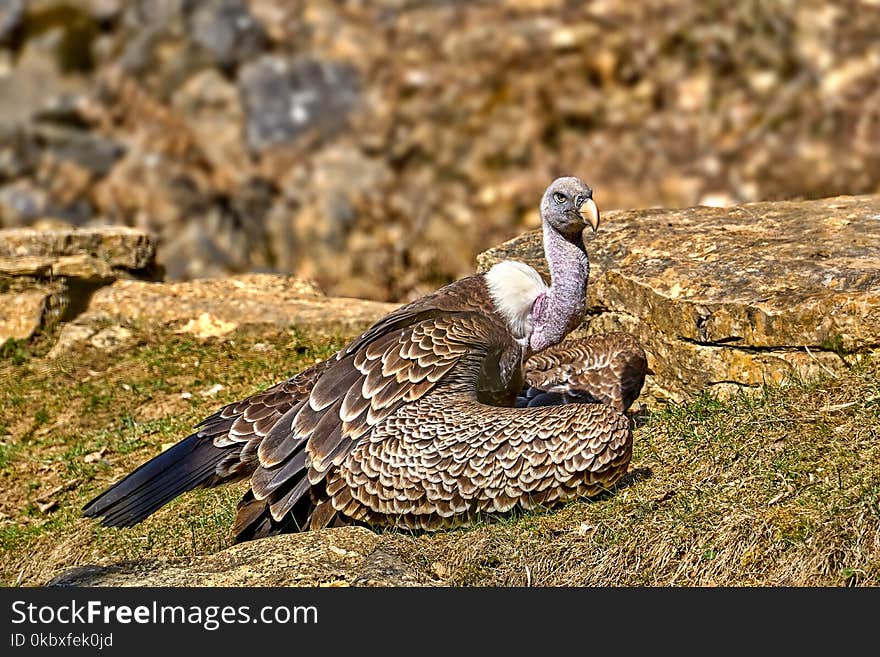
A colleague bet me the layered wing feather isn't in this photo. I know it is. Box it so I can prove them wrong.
[323,389,634,530]
[84,274,506,534]
[247,309,505,529]
[81,357,333,527]
[523,333,648,412]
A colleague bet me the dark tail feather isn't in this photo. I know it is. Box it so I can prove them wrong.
[232,483,358,543]
[83,433,234,528]
[232,487,313,543]
[232,490,302,543]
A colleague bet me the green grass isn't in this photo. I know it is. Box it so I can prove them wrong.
[0,326,343,585]
[0,325,878,586]
[0,339,30,366]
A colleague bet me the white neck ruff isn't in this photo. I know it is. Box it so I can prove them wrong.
[485,260,548,341]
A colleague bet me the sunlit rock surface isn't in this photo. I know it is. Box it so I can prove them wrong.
[478,195,880,403]
[49,527,432,587]
[0,226,158,342]
[47,273,397,356]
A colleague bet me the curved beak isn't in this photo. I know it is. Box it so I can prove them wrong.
[579,198,600,233]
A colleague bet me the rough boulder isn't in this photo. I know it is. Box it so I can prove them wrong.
[478,194,880,403]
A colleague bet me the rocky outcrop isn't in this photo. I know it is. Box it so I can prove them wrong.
[0,284,65,343]
[0,224,396,351]
[48,272,398,355]
[0,225,156,272]
[7,195,880,406]
[478,194,880,403]
[49,527,433,587]
[0,225,158,342]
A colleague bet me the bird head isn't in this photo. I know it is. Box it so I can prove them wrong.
[539,176,600,237]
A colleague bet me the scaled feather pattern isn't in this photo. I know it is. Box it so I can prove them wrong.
[82,177,648,541]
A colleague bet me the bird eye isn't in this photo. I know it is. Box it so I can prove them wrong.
[553,192,566,205]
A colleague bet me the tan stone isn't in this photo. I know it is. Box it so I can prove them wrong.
[0,286,66,343]
[48,527,432,587]
[47,324,97,359]
[0,255,53,278]
[0,228,158,341]
[478,195,880,403]
[51,255,116,281]
[0,227,157,271]
[0,228,157,341]
[176,312,238,339]
[1,253,128,285]
[49,273,397,354]
[88,325,133,350]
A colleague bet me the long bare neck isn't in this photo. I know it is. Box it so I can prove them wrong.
[528,223,590,354]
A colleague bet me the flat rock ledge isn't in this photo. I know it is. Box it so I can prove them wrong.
[0,225,398,352]
[48,273,398,356]
[0,226,159,343]
[0,226,157,272]
[48,527,433,587]
[478,194,880,404]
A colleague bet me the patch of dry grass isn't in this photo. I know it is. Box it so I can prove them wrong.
[1,328,878,586]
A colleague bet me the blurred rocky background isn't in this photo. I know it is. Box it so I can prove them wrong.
[1,0,879,302]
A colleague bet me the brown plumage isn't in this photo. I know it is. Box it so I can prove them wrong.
[522,333,648,412]
[82,177,648,541]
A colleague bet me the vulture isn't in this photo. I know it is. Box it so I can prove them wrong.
[83,176,648,541]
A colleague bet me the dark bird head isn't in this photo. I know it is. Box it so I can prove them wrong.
[540,176,600,237]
